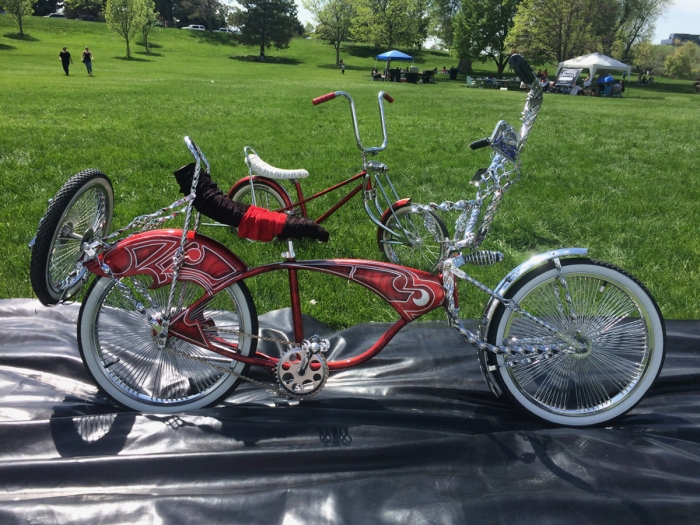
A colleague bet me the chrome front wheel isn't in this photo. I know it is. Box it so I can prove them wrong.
[487,260,665,426]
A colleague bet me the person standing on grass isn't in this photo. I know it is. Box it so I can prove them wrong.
[59,47,73,76]
[82,47,93,76]
[340,59,345,74]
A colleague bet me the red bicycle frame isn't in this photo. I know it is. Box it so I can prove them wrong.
[87,229,446,372]
[230,170,373,225]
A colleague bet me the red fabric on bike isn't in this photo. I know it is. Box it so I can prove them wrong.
[173,163,329,242]
[237,205,287,242]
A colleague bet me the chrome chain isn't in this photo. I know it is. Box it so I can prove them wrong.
[163,327,328,399]
[162,340,287,395]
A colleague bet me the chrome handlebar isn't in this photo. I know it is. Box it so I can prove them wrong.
[313,91,394,157]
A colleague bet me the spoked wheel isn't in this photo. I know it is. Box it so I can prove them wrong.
[378,203,449,273]
[228,180,292,212]
[30,170,113,305]
[486,259,665,426]
[78,274,258,413]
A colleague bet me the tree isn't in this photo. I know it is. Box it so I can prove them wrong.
[63,0,104,20]
[429,0,460,49]
[352,0,429,50]
[234,0,298,60]
[506,0,670,65]
[179,0,228,30]
[31,0,58,17]
[614,0,670,63]
[663,41,699,79]
[453,0,520,78]
[506,0,601,64]
[303,0,355,65]
[105,0,148,58]
[140,0,159,52]
[3,0,33,35]
[153,0,174,26]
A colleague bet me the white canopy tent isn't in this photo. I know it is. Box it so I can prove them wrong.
[556,52,632,80]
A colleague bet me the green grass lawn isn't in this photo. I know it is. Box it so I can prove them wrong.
[1,16,698,328]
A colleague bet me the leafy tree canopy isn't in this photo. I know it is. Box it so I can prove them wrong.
[3,0,34,35]
[428,0,460,50]
[234,0,299,59]
[352,0,429,50]
[303,0,356,65]
[63,0,104,20]
[453,0,520,77]
[505,0,670,65]
[31,0,58,17]
[105,0,148,57]
[663,41,699,79]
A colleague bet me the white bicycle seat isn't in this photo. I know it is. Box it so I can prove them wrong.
[246,153,309,180]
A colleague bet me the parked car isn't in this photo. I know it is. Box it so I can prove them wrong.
[45,12,66,17]
[182,24,205,31]
[214,27,239,34]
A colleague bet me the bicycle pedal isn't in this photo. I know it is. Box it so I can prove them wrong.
[463,251,504,266]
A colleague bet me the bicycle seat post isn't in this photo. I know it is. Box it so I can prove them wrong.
[281,240,295,260]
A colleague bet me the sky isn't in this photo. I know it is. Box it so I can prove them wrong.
[653,0,700,43]
[295,0,700,46]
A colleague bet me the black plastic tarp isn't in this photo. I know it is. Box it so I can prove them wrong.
[1,298,699,524]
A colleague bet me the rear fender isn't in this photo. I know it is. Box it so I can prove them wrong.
[227,176,293,208]
[87,229,248,295]
[379,198,412,225]
[477,248,589,397]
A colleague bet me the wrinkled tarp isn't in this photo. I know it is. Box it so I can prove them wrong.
[1,298,699,524]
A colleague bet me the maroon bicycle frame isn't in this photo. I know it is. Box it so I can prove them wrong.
[229,170,371,224]
[87,229,446,372]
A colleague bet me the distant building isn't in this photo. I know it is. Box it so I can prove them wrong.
[660,33,700,45]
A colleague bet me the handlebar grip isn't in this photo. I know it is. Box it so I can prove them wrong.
[382,92,394,103]
[509,54,535,85]
[470,138,490,150]
[312,92,337,105]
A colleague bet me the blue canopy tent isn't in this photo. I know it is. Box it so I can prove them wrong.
[375,50,413,79]
[376,50,414,61]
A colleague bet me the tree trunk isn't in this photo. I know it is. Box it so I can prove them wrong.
[126,39,131,58]
[19,16,24,35]
[457,58,473,74]
[335,42,340,66]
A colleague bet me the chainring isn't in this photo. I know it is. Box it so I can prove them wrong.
[276,348,329,400]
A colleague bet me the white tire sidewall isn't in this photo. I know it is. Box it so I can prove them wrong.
[79,277,254,413]
[495,263,664,426]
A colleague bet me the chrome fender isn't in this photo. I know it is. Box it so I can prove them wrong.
[477,248,589,397]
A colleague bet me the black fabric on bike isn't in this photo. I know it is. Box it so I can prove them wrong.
[1,298,700,523]
[173,164,329,242]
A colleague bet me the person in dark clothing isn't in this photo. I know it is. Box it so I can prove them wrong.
[59,47,73,75]
[81,47,93,76]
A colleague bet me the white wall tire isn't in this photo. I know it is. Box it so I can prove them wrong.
[78,275,258,413]
[487,259,665,426]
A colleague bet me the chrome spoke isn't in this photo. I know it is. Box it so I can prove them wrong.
[503,270,653,415]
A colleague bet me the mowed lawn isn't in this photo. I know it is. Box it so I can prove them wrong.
[1,16,698,327]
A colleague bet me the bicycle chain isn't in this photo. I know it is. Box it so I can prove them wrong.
[162,326,321,399]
